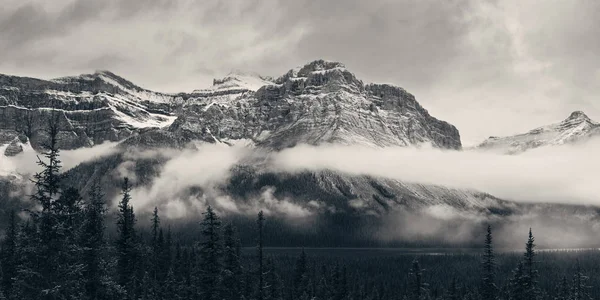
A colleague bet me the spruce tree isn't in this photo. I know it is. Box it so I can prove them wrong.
[158,226,172,282]
[256,210,266,300]
[523,228,538,300]
[116,177,138,297]
[16,112,86,299]
[509,261,525,300]
[151,207,160,281]
[199,205,223,300]
[222,222,242,300]
[25,111,63,299]
[80,182,113,300]
[293,248,309,299]
[481,225,497,300]
[54,187,85,299]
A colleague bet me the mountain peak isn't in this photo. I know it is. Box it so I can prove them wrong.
[297,59,346,77]
[564,110,590,122]
[200,71,273,93]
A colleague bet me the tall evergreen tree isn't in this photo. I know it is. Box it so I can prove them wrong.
[16,111,86,299]
[222,222,242,300]
[24,111,64,299]
[158,226,172,282]
[509,261,525,300]
[293,248,309,299]
[80,182,115,300]
[523,229,538,300]
[256,210,266,300]
[481,225,497,300]
[199,205,223,300]
[54,187,86,299]
[116,177,138,297]
[151,207,160,281]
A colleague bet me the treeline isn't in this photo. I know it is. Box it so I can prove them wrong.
[0,114,596,300]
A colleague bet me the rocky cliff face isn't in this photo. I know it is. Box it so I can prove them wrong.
[476,111,600,154]
[0,71,177,154]
[168,60,461,150]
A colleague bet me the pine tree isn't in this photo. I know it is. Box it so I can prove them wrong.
[15,112,87,299]
[80,181,112,300]
[151,207,160,281]
[23,111,64,299]
[0,211,17,297]
[54,187,85,299]
[199,205,223,300]
[523,229,538,300]
[256,210,266,300]
[570,260,591,300]
[222,222,242,300]
[116,177,138,297]
[481,225,497,300]
[156,228,166,281]
[158,226,172,282]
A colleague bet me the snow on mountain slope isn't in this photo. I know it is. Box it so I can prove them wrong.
[0,71,179,153]
[475,111,600,154]
[2,59,566,224]
[168,60,461,150]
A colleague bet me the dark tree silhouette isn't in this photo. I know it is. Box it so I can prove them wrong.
[481,225,497,300]
[199,206,223,300]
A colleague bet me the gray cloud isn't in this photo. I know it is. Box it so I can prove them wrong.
[1,0,599,144]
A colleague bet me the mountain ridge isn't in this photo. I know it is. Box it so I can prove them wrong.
[476,110,600,154]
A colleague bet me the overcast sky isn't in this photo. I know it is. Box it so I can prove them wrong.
[1,0,599,145]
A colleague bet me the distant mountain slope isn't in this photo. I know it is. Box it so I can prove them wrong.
[0,71,179,155]
[475,111,600,154]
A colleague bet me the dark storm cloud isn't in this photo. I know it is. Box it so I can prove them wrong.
[0,0,108,50]
[1,0,599,143]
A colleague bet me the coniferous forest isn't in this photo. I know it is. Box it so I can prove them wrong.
[2,116,600,300]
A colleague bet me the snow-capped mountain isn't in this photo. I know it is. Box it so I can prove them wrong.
[1,60,461,155]
[169,60,461,150]
[476,111,600,154]
[3,59,599,245]
[0,71,178,155]
[58,60,495,218]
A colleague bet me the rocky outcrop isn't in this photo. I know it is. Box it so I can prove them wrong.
[0,71,177,152]
[168,59,461,150]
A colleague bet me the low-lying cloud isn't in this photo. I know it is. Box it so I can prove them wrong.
[5,137,600,247]
[270,140,600,205]
[0,141,119,176]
